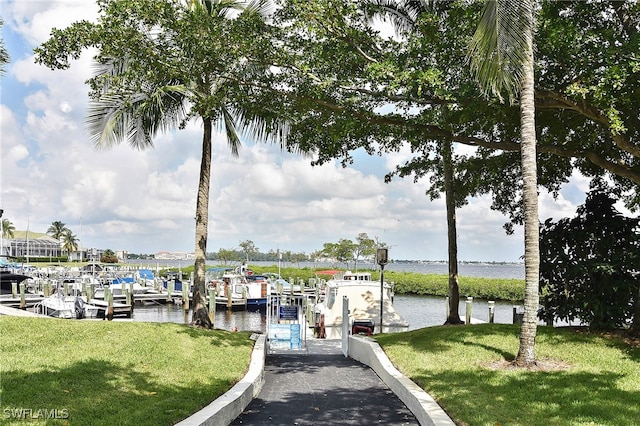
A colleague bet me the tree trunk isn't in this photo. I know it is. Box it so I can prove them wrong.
[443,139,463,325]
[191,117,213,328]
[514,23,539,366]
[630,285,640,337]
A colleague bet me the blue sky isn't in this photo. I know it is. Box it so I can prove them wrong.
[0,1,601,262]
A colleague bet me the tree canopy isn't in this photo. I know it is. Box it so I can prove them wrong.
[540,187,640,333]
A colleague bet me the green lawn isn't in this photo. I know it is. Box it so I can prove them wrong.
[376,324,640,426]
[0,317,254,425]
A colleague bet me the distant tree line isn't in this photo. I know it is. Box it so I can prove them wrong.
[207,233,382,269]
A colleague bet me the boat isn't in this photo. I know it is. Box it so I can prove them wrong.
[163,271,190,293]
[212,272,269,310]
[35,290,99,319]
[0,270,32,295]
[313,270,409,337]
[109,276,152,294]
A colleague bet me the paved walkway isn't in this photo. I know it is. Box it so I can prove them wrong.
[231,339,419,425]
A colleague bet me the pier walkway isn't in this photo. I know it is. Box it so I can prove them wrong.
[230,339,419,425]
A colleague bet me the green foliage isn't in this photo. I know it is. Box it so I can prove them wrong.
[46,221,68,240]
[248,265,525,302]
[100,249,118,263]
[387,271,525,301]
[540,189,640,330]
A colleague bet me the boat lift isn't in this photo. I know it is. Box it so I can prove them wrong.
[266,294,308,353]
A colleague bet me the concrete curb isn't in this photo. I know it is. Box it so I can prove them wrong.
[176,334,266,426]
[348,335,455,426]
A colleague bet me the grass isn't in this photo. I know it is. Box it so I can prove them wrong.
[0,317,254,425]
[375,324,640,426]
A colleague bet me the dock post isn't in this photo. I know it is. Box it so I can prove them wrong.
[44,281,51,297]
[488,301,495,323]
[182,285,189,311]
[19,283,26,309]
[88,283,95,301]
[126,287,132,306]
[105,288,114,321]
[208,289,215,322]
[227,284,232,309]
[167,280,174,303]
[465,297,473,324]
[11,281,17,298]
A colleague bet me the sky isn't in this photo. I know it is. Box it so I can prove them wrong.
[0,0,606,262]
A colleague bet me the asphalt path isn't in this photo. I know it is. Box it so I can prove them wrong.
[231,340,418,425]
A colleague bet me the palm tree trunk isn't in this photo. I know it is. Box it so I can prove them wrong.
[514,25,539,366]
[443,139,463,325]
[191,117,213,328]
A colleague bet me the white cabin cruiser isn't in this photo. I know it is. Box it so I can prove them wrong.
[314,271,408,337]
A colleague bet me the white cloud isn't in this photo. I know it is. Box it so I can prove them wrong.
[0,0,604,262]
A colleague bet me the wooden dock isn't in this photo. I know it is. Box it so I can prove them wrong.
[1,290,258,315]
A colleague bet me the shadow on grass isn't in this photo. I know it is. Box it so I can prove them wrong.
[414,366,639,425]
[1,358,234,426]
[173,323,257,348]
[376,324,640,425]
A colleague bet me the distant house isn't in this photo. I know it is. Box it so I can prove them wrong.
[2,231,62,260]
[155,251,195,260]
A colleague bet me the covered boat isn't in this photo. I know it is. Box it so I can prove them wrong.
[313,271,408,336]
[0,270,32,295]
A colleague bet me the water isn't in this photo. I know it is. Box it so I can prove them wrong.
[128,262,524,331]
[131,294,518,331]
[129,260,526,280]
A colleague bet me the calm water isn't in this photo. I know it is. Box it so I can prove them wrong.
[130,262,524,331]
[131,260,525,280]
[132,294,517,332]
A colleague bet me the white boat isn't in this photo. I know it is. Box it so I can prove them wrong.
[36,291,99,319]
[211,272,270,310]
[314,271,409,336]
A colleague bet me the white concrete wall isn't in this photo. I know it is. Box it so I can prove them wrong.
[175,334,266,426]
[348,335,455,426]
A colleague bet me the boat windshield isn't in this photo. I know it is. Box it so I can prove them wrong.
[326,287,337,309]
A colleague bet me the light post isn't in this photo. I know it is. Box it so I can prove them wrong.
[376,247,388,333]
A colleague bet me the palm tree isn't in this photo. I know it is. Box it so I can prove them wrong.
[468,0,539,366]
[61,229,79,259]
[1,219,15,239]
[47,221,68,240]
[79,0,287,327]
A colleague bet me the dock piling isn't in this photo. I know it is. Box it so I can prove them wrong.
[19,283,26,309]
[208,289,215,323]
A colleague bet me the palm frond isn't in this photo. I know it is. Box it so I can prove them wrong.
[468,0,535,103]
[220,107,242,157]
[362,0,435,35]
[243,0,273,18]
[87,85,189,151]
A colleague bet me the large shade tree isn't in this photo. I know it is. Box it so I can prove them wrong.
[35,0,289,328]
